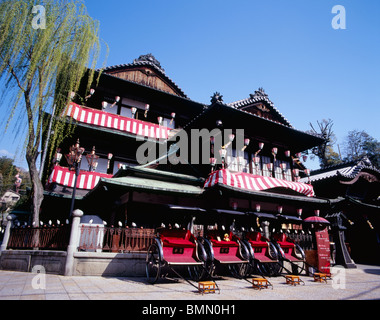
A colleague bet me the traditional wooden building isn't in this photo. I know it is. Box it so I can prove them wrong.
[40,54,348,269]
[303,158,380,265]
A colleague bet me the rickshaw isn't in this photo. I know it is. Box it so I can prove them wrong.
[271,214,306,275]
[145,205,209,286]
[198,209,251,279]
[242,212,283,277]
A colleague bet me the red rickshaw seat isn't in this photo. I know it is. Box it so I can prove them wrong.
[207,231,239,247]
[160,229,196,248]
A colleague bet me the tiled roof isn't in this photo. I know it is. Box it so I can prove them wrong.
[227,88,292,128]
[301,157,380,183]
[100,54,188,98]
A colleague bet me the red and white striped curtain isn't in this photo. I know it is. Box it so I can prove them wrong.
[48,166,112,190]
[66,103,171,140]
[204,169,315,197]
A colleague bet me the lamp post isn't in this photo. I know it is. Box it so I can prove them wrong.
[65,139,85,218]
[86,146,99,172]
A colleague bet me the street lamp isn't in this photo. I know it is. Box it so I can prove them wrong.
[85,146,99,172]
[65,139,85,218]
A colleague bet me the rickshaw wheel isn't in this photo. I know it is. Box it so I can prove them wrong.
[259,243,283,276]
[188,265,205,282]
[146,243,162,284]
[289,244,306,275]
[197,237,215,278]
[188,240,208,281]
[228,263,250,279]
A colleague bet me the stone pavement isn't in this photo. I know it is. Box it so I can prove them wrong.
[0,264,379,301]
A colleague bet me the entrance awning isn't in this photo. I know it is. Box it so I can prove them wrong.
[204,169,315,197]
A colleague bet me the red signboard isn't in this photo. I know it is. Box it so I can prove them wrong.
[315,228,331,274]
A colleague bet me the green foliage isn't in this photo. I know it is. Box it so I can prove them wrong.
[0,0,106,223]
[0,156,18,194]
[343,130,380,167]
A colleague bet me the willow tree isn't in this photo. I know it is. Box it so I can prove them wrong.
[0,0,104,225]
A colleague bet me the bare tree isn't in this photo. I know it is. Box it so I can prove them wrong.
[307,119,342,168]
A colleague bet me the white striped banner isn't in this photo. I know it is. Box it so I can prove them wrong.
[66,103,171,140]
[204,169,315,197]
[48,166,113,190]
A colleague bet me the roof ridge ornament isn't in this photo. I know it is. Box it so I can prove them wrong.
[133,53,164,72]
[250,87,269,100]
[211,92,224,104]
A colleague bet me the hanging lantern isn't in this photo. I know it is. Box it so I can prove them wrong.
[157,116,163,126]
[285,150,291,157]
[255,204,261,212]
[210,157,216,172]
[107,153,113,170]
[259,142,264,150]
[170,112,176,125]
[297,208,303,217]
[314,209,320,216]
[110,96,120,108]
[219,148,227,169]
[53,148,62,166]
[242,138,250,151]
[293,168,299,177]
[102,101,108,110]
[131,107,137,119]
[219,148,227,159]
[144,104,150,118]
[85,89,96,101]
[277,206,283,214]
[272,147,278,155]
[304,169,310,176]
[232,202,238,210]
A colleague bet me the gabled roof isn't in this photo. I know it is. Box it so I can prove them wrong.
[100,54,188,98]
[227,88,292,127]
[302,157,380,183]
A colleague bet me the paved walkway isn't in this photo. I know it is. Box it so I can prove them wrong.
[0,264,379,300]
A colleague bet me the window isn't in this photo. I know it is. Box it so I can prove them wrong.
[226,148,238,172]
[274,159,283,179]
[261,156,272,177]
[252,155,262,175]
[162,117,175,129]
[120,106,132,118]
[226,149,249,173]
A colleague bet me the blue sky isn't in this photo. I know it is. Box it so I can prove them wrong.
[1,0,379,170]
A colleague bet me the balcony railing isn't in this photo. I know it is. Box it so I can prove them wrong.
[78,225,155,253]
[7,226,71,251]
